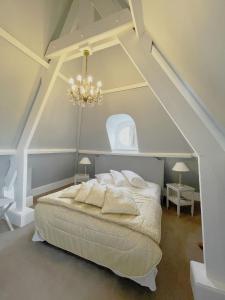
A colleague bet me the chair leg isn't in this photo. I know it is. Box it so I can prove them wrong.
[2,202,14,231]
[3,212,14,231]
[177,205,180,217]
[166,189,169,209]
[191,201,194,217]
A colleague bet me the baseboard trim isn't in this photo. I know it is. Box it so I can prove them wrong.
[32,177,74,197]
[191,261,225,299]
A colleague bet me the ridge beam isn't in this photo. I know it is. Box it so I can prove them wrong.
[46,9,132,59]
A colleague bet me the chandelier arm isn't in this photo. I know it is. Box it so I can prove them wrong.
[85,54,88,77]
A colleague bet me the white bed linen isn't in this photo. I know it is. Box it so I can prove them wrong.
[33,181,162,289]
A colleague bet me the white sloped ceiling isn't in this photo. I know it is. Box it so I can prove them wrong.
[79,87,192,153]
[61,45,144,90]
[142,0,225,136]
[0,0,193,154]
[30,78,77,148]
[0,0,73,149]
[63,43,191,153]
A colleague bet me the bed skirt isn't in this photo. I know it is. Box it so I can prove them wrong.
[32,229,158,291]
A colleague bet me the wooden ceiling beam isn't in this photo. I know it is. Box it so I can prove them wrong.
[46,9,132,59]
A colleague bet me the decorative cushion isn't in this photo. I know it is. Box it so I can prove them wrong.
[110,170,130,187]
[95,173,114,185]
[59,185,81,198]
[102,186,140,215]
[85,182,106,207]
[75,182,93,203]
[122,170,147,188]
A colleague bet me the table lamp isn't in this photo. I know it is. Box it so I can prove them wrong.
[172,162,190,186]
[79,157,91,175]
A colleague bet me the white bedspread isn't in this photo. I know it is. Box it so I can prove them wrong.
[34,182,162,277]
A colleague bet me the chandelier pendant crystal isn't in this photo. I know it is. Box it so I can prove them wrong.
[67,50,103,107]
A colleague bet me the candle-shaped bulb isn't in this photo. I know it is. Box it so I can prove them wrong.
[97,81,102,88]
[87,75,93,83]
[76,74,82,82]
[68,78,74,85]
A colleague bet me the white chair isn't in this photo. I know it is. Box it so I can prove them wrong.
[0,157,17,231]
[0,198,14,231]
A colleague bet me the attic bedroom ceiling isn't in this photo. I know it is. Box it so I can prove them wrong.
[142,0,225,136]
[0,0,192,153]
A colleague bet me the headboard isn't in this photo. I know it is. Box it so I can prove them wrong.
[95,155,164,189]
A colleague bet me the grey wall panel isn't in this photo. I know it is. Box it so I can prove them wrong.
[61,45,144,90]
[28,153,75,189]
[77,153,199,191]
[142,0,225,135]
[79,87,192,152]
[0,0,72,57]
[164,157,199,191]
[0,156,10,197]
[94,155,164,188]
[30,79,77,148]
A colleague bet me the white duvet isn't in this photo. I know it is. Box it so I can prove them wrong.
[34,181,162,277]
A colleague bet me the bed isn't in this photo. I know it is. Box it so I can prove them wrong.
[33,175,162,291]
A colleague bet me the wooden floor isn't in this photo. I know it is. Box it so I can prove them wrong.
[0,195,203,300]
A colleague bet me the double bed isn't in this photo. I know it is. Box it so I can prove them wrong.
[33,179,162,291]
[33,157,163,291]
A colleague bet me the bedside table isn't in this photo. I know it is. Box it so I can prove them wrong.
[166,183,195,217]
[74,174,90,184]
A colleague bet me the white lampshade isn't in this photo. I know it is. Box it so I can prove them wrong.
[79,157,91,165]
[172,162,190,172]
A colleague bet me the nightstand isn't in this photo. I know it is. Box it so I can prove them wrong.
[74,174,90,184]
[166,183,195,217]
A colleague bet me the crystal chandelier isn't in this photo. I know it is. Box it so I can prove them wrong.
[67,50,103,107]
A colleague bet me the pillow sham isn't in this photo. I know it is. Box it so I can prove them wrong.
[85,182,106,207]
[95,173,114,185]
[122,170,147,188]
[59,184,81,198]
[110,170,130,187]
[75,182,93,203]
[102,186,140,215]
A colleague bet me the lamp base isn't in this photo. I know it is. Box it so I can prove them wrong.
[178,173,182,186]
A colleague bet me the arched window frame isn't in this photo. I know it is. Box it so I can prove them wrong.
[106,114,138,152]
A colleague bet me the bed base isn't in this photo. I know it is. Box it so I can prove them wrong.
[32,230,158,291]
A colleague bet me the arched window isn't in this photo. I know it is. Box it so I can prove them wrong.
[106,114,138,151]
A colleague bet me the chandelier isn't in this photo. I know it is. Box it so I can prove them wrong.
[67,50,103,107]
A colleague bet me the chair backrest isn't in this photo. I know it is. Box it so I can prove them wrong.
[2,157,17,200]
[4,157,17,189]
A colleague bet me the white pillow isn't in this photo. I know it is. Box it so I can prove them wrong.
[95,173,114,185]
[102,187,140,215]
[59,184,81,198]
[85,182,106,207]
[122,170,147,188]
[110,170,129,187]
[75,182,93,203]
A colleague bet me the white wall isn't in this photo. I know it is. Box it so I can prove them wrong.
[79,87,192,152]
[30,78,77,148]
[0,0,73,149]
[142,0,225,136]
[0,0,72,57]
[61,45,144,90]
